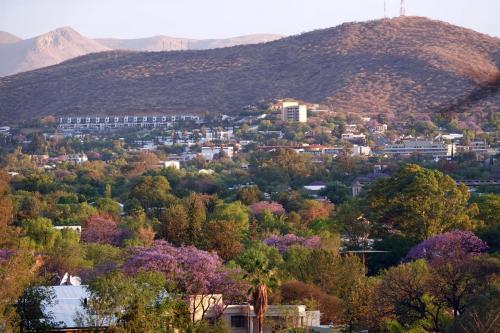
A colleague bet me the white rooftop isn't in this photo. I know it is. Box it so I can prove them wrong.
[44,285,89,328]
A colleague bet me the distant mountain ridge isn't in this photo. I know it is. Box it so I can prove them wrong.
[0,31,21,44]
[96,34,284,52]
[0,27,110,77]
[0,28,284,76]
[0,17,498,124]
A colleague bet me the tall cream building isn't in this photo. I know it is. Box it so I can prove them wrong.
[281,101,307,123]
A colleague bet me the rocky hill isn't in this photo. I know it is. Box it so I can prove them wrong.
[0,27,110,77]
[0,17,499,124]
[0,31,21,44]
[96,34,283,52]
[0,28,283,77]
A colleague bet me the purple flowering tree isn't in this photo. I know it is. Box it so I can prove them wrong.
[81,215,127,246]
[264,234,321,254]
[249,201,286,215]
[123,240,248,321]
[406,230,488,261]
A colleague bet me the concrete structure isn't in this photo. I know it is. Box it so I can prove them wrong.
[66,154,88,165]
[352,173,388,197]
[207,304,320,333]
[281,101,307,123]
[53,226,82,233]
[383,140,455,158]
[58,115,202,131]
[201,146,234,161]
[468,141,490,154]
[341,133,366,141]
[161,160,181,169]
[369,124,387,134]
[43,287,318,333]
[301,145,371,157]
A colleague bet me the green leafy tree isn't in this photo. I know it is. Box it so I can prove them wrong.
[76,271,189,332]
[131,176,171,212]
[21,218,61,252]
[203,219,244,261]
[365,164,474,240]
[211,201,249,234]
[184,193,208,246]
[472,194,500,227]
[159,203,189,245]
[378,260,446,332]
[335,199,371,249]
[15,286,61,332]
[236,186,262,205]
[13,190,44,221]
[43,229,90,276]
[95,198,121,218]
[331,255,369,333]
[320,181,350,205]
[235,242,284,274]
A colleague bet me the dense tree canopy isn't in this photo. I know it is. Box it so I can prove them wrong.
[364,164,474,240]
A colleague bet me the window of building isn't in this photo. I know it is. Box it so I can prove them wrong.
[231,315,246,328]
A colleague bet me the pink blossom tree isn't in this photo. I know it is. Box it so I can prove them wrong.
[264,234,321,254]
[123,240,248,321]
[405,230,488,261]
[81,214,126,246]
[249,201,285,216]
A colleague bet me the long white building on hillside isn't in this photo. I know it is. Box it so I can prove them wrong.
[58,115,202,130]
[384,140,455,158]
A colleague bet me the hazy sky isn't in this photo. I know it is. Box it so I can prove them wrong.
[1,0,499,39]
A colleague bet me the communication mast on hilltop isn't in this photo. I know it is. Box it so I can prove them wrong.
[400,0,406,16]
[384,0,387,18]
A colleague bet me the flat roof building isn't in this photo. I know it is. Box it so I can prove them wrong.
[282,102,307,123]
[58,115,202,131]
[383,140,455,158]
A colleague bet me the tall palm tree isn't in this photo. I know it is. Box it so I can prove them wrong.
[245,259,277,333]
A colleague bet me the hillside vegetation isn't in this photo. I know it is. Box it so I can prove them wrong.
[0,16,499,124]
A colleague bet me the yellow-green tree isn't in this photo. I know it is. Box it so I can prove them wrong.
[364,164,474,241]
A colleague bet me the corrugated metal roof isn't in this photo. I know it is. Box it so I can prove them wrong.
[44,285,89,328]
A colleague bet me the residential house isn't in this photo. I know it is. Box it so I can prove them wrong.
[201,146,234,161]
[206,303,320,333]
[43,287,319,333]
[161,160,181,169]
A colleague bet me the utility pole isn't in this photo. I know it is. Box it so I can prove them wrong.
[400,0,406,16]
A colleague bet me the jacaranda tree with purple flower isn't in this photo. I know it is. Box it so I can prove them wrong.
[405,230,488,261]
[264,234,321,254]
[405,231,495,318]
[123,240,248,321]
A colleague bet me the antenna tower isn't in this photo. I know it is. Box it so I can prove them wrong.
[384,0,387,18]
[400,0,406,16]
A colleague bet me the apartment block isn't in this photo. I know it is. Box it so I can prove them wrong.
[58,115,202,130]
[281,102,307,123]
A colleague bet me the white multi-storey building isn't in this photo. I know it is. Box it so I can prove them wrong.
[201,146,234,161]
[281,101,307,123]
[58,115,202,130]
[384,140,455,158]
